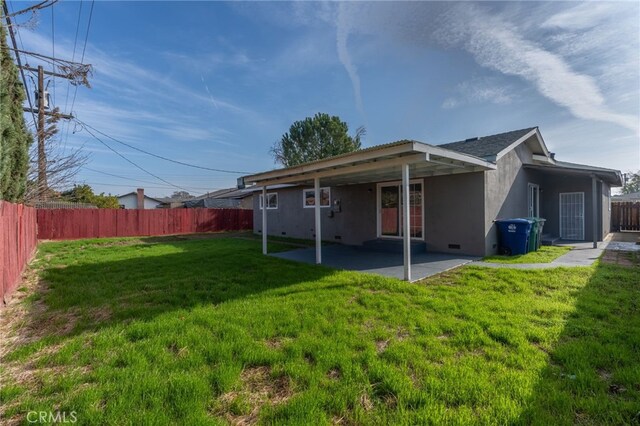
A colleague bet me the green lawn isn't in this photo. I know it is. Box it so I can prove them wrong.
[1,236,638,425]
[483,245,572,264]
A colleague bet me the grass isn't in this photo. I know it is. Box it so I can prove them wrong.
[1,236,638,425]
[483,245,572,264]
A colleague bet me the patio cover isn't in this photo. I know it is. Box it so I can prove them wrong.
[242,140,496,281]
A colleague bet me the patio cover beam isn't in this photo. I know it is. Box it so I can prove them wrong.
[315,177,322,264]
[402,163,411,281]
[262,186,267,255]
[252,153,429,188]
[592,175,598,249]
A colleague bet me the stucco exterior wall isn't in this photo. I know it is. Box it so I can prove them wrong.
[537,174,604,241]
[253,174,487,256]
[483,144,540,254]
[423,173,486,256]
[253,184,377,245]
[602,182,611,238]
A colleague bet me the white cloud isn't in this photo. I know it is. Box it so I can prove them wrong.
[336,2,365,117]
[322,2,638,133]
[442,77,513,109]
[541,2,614,30]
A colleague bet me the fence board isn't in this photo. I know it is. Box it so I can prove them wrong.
[36,208,253,240]
[1,201,38,304]
[612,202,640,231]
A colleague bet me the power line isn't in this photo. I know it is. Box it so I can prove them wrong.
[50,1,55,105]
[3,1,36,128]
[83,166,174,186]
[74,119,253,174]
[4,0,59,18]
[62,0,83,149]
[67,0,94,124]
[82,167,226,191]
[81,125,191,192]
[79,181,210,192]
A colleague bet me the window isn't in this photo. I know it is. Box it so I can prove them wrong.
[303,187,331,208]
[259,193,278,210]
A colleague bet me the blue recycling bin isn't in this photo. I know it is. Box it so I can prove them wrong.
[496,219,533,255]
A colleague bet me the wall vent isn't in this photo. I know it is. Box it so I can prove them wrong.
[334,235,342,240]
[448,244,461,249]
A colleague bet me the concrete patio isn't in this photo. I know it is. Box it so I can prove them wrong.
[270,245,478,282]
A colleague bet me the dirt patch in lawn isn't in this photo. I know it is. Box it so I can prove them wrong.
[216,366,293,425]
[601,250,639,267]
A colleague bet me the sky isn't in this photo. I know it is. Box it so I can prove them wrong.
[7,0,640,197]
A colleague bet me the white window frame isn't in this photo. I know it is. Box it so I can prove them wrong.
[559,192,585,241]
[528,183,540,218]
[376,179,425,241]
[302,187,331,208]
[259,193,278,210]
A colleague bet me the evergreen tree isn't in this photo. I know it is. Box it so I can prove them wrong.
[0,12,33,202]
[61,184,120,209]
[271,113,364,167]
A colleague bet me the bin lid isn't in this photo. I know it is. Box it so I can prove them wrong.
[496,218,533,224]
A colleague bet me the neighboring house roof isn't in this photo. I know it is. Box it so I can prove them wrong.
[191,188,252,201]
[183,198,242,208]
[612,191,640,201]
[117,192,164,203]
[181,187,253,208]
[439,127,537,159]
[156,196,193,204]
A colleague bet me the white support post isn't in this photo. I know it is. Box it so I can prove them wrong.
[592,175,598,249]
[314,177,322,264]
[262,186,267,255]
[402,163,411,281]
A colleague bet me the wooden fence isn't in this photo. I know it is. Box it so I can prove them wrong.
[612,202,640,231]
[1,201,38,304]
[37,208,253,240]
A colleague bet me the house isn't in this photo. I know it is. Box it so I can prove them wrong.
[242,127,622,280]
[117,188,163,209]
[612,191,640,203]
[183,188,253,209]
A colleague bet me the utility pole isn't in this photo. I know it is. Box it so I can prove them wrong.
[37,65,47,197]
[3,0,91,201]
[17,56,89,200]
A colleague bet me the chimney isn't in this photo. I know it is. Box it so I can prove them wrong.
[137,188,145,209]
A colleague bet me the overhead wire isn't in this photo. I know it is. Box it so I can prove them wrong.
[3,0,59,18]
[50,1,55,105]
[78,182,209,193]
[74,119,254,175]
[62,0,84,149]
[3,1,36,128]
[82,167,225,191]
[67,0,93,124]
[80,124,192,192]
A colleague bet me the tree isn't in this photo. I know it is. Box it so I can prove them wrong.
[22,108,88,203]
[170,190,194,200]
[270,113,365,167]
[0,17,33,202]
[621,171,640,194]
[61,184,120,209]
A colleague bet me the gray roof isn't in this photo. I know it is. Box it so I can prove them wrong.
[439,127,537,158]
[612,191,640,201]
[183,198,242,209]
[553,160,621,174]
[190,188,251,201]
